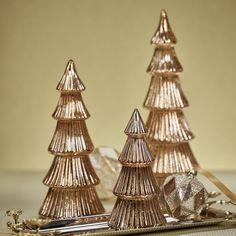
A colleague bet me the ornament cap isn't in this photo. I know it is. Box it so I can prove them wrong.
[57,60,85,92]
[124,109,147,136]
[187,169,197,178]
[151,9,177,45]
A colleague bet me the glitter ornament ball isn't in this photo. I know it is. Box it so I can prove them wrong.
[163,171,208,220]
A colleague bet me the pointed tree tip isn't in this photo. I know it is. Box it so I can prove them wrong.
[66,59,76,70]
[56,60,85,92]
[68,59,75,64]
[131,108,142,121]
[133,108,139,114]
[161,9,167,17]
[151,9,177,45]
[124,109,147,136]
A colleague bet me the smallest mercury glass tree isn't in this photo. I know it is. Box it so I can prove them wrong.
[108,109,166,230]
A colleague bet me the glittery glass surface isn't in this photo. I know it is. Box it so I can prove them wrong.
[163,174,208,220]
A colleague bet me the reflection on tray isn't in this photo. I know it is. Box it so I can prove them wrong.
[6,210,228,235]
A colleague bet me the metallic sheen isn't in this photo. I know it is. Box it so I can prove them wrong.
[109,198,166,230]
[43,155,100,187]
[39,188,104,219]
[48,120,94,155]
[146,110,194,143]
[57,60,85,92]
[147,46,183,75]
[52,93,90,120]
[143,10,199,212]
[108,109,166,229]
[113,166,159,199]
[143,76,189,109]
[39,60,105,219]
[151,143,198,175]
[143,11,198,178]
[151,9,177,45]
[163,173,208,220]
[119,138,153,166]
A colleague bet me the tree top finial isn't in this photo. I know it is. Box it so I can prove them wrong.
[57,60,85,92]
[124,109,147,137]
[161,9,167,17]
[151,9,177,46]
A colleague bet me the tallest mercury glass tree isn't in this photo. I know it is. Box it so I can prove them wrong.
[144,10,199,186]
[39,60,105,219]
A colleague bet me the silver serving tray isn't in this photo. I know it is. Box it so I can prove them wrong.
[33,214,224,235]
[7,208,234,236]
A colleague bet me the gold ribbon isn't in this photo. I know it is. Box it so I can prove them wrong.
[193,164,236,203]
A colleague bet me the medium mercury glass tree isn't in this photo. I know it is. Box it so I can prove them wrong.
[39,60,105,219]
[144,10,199,187]
[109,109,166,229]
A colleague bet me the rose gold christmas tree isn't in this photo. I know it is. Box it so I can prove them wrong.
[108,109,166,229]
[144,10,199,186]
[39,60,105,219]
